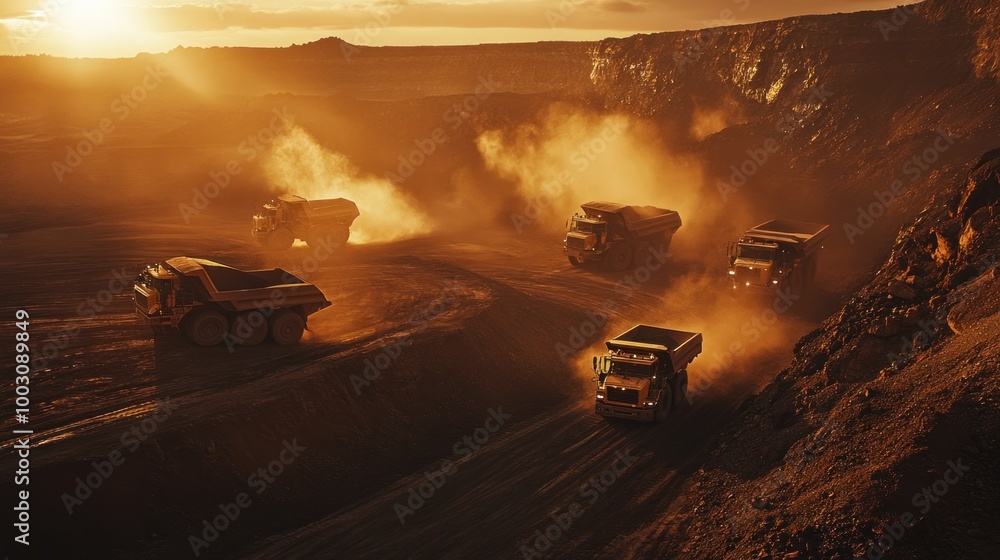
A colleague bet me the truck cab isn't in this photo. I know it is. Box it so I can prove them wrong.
[134,263,195,332]
[565,214,608,255]
[727,239,788,289]
[252,200,285,235]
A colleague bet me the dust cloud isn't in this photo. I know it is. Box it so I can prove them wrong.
[570,270,815,405]
[475,104,708,234]
[263,126,432,243]
[690,106,734,140]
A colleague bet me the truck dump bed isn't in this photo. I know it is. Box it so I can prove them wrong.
[164,257,331,314]
[581,201,682,238]
[278,194,360,224]
[606,324,703,371]
[745,219,829,255]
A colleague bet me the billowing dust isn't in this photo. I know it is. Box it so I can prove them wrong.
[263,126,433,243]
[473,105,808,401]
[475,104,709,235]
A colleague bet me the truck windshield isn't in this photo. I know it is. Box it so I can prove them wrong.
[140,272,171,293]
[609,360,653,377]
[738,245,776,261]
[573,220,602,234]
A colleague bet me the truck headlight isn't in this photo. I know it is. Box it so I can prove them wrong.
[645,401,655,406]
[772,279,779,284]
[596,394,604,399]
[728,270,735,276]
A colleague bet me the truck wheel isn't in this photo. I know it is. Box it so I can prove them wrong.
[267,227,295,250]
[229,311,268,346]
[184,309,229,346]
[568,256,582,266]
[654,387,673,423]
[672,371,689,408]
[791,269,806,296]
[331,227,350,248]
[270,309,305,345]
[604,244,633,272]
[804,256,818,288]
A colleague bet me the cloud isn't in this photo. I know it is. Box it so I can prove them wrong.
[130,0,909,34]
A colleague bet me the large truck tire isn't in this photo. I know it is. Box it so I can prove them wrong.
[305,225,350,249]
[184,309,229,346]
[672,370,689,408]
[267,227,295,250]
[331,226,350,248]
[791,268,807,296]
[804,256,818,287]
[604,243,633,272]
[230,311,268,346]
[654,386,673,423]
[568,256,582,266]
[270,309,305,345]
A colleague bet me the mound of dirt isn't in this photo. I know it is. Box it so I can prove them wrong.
[642,150,1000,559]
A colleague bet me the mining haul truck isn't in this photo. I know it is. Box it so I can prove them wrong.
[593,325,702,423]
[727,219,829,293]
[564,202,681,271]
[252,194,360,250]
[134,257,331,346]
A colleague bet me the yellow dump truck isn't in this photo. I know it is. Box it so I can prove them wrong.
[593,325,702,423]
[564,201,681,271]
[133,257,331,346]
[727,219,829,293]
[252,194,360,250]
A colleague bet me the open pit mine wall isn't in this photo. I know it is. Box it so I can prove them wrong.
[585,0,996,140]
[589,0,996,114]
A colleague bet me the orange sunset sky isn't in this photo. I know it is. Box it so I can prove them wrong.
[1,0,909,58]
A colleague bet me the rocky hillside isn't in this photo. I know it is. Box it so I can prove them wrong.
[631,150,1000,559]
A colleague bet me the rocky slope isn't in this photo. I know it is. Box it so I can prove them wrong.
[627,150,1000,559]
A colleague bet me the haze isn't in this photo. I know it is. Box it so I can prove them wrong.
[2,0,911,58]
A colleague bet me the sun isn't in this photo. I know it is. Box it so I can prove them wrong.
[54,0,142,50]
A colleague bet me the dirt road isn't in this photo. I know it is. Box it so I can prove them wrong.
[0,213,824,558]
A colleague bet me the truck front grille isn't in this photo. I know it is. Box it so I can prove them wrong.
[134,286,154,314]
[566,236,587,250]
[606,387,639,405]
